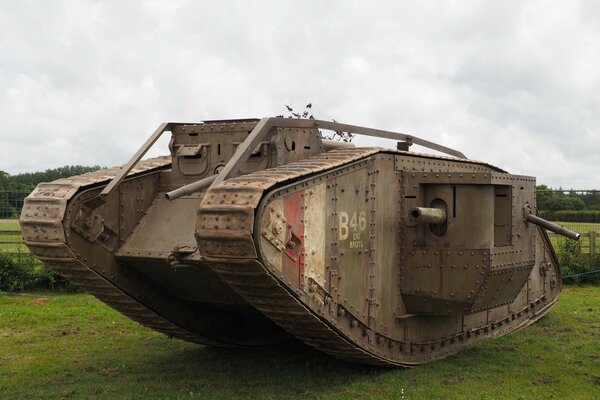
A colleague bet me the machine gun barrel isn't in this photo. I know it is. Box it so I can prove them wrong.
[410,207,447,225]
[165,175,217,201]
[525,213,580,240]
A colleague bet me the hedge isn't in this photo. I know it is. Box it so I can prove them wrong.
[539,210,600,223]
[0,253,79,292]
[558,240,600,284]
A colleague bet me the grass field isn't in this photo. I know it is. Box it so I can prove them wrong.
[546,221,600,252]
[0,286,598,400]
[0,219,26,254]
[0,218,20,231]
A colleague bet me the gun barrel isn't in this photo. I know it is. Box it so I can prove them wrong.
[525,213,580,240]
[165,175,217,201]
[410,207,447,225]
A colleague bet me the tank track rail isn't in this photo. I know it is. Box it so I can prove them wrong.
[198,148,560,366]
[20,157,222,346]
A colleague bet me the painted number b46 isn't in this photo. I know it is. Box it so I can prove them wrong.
[338,211,367,241]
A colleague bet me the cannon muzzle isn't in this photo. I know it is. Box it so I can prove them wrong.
[525,213,580,240]
[410,207,447,225]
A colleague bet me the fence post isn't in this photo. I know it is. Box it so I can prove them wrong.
[590,231,596,255]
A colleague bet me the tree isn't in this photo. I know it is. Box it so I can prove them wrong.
[0,165,103,218]
[536,185,589,211]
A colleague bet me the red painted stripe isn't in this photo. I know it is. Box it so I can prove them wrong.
[282,190,305,289]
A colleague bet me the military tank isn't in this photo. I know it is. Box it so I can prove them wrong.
[21,117,579,366]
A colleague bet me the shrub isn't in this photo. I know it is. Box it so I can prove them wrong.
[539,210,600,223]
[0,253,34,291]
[0,253,79,292]
[558,240,600,284]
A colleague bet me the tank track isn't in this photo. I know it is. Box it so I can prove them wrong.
[20,157,223,346]
[211,260,389,364]
[198,148,561,366]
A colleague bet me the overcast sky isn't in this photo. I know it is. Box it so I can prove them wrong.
[1,1,599,188]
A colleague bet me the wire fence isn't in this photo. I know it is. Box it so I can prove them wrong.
[0,189,29,219]
[0,222,28,257]
[0,189,29,257]
[545,222,599,254]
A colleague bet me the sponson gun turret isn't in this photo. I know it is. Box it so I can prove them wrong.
[21,117,577,366]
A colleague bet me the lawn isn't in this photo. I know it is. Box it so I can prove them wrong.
[0,219,20,231]
[0,219,27,254]
[546,221,600,252]
[0,286,598,400]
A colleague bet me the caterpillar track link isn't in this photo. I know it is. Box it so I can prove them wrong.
[22,117,577,366]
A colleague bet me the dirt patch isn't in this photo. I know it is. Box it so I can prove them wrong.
[534,374,559,385]
[50,327,81,337]
[31,297,50,305]
[443,376,463,385]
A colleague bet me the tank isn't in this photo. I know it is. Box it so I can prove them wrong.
[20,117,579,366]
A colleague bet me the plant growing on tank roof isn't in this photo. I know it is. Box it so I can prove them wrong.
[277,103,354,143]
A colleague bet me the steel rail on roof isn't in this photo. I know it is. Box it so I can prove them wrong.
[90,117,467,207]
[210,117,467,188]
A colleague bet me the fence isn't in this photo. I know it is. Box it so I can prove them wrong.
[0,189,29,257]
[544,222,599,254]
[535,189,600,254]
[0,189,29,219]
[0,228,29,257]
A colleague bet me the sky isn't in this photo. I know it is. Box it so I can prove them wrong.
[1,0,599,188]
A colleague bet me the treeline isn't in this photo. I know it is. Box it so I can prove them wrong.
[536,185,600,222]
[0,165,102,191]
[0,165,102,218]
[536,185,600,211]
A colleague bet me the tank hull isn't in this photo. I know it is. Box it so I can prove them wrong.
[196,148,562,365]
[21,119,563,366]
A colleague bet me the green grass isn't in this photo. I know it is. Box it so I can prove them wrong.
[0,219,20,231]
[545,221,599,252]
[0,219,27,254]
[0,287,598,399]
[0,242,27,254]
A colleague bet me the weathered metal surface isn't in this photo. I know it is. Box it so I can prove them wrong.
[22,118,566,367]
[21,158,226,345]
[164,174,216,200]
[410,207,447,225]
[21,156,285,347]
[209,117,466,188]
[196,145,563,366]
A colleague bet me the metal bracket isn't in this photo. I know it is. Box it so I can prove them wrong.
[261,208,289,252]
[84,122,173,211]
[168,245,199,267]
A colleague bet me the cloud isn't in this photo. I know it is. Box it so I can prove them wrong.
[0,1,598,189]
